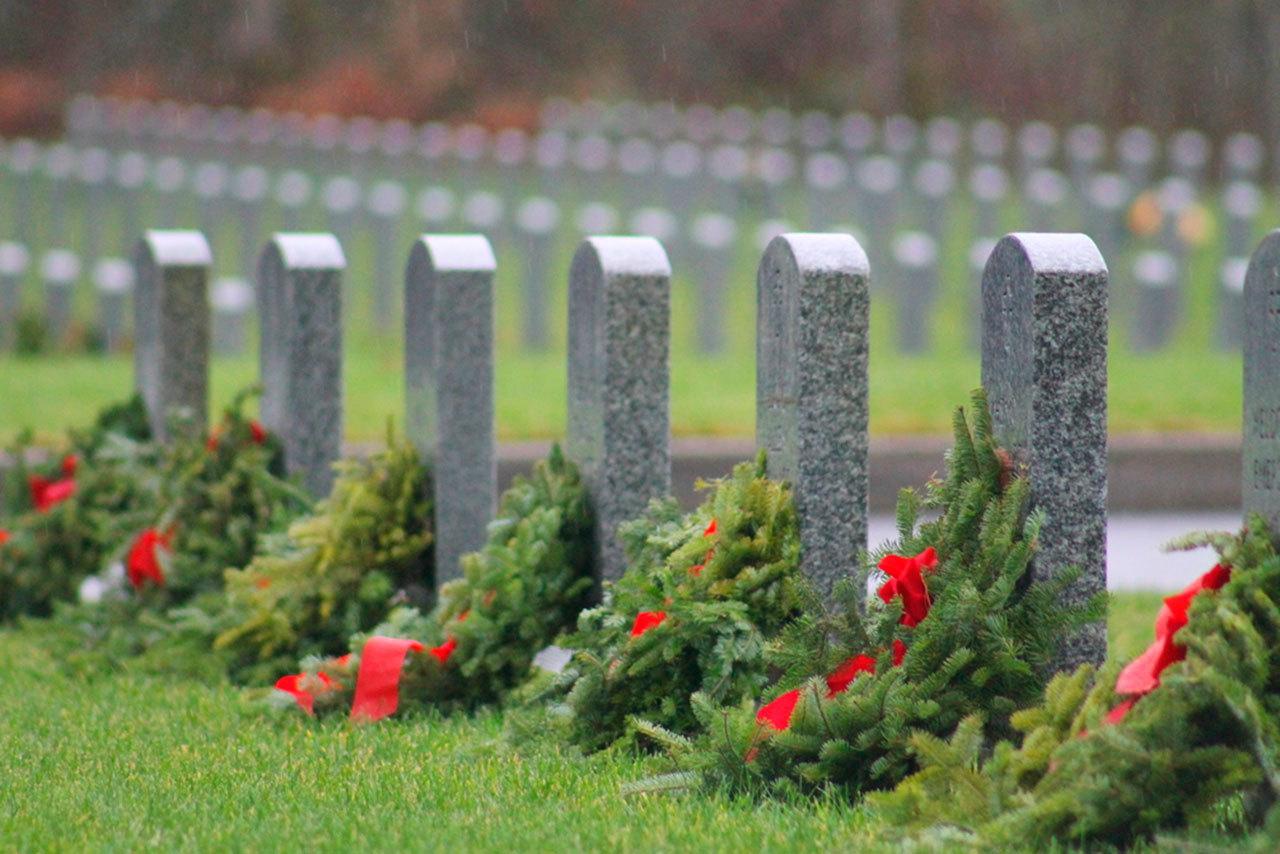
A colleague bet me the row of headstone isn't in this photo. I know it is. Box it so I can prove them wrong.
[66,94,1270,190]
[129,222,1115,675]
[5,131,1245,356]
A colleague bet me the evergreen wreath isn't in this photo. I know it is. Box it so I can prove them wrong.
[209,427,434,685]
[514,453,803,753]
[273,446,592,719]
[869,514,1280,848]
[631,391,1101,799]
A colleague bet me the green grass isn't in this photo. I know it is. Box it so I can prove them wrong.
[0,594,1167,850]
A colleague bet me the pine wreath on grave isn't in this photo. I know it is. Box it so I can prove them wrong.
[505,452,803,753]
[38,390,310,677]
[630,390,1102,799]
[0,395,157,620]
[868,513,1280,848]
[271,445,592,719]
[207,426,434,685]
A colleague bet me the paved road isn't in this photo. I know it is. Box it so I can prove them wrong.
[868,512,1243,592]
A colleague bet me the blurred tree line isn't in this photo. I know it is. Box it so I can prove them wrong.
[0,0,1278,137]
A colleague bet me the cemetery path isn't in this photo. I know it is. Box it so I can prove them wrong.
[871,512,1241,592]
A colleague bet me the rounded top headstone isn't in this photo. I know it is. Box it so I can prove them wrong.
[719,105,755,144]
[115,150,149,189]
[414,234,497,272]
[153,156,188,193]
[93,257,135,293]
[1117,126,1157,164]
[690,212,737,249]
[684,103,719,144]
[990,232,1107,279]
[1221,256,1248,293]
[138,229,212,268]
[969,163,1009,201]
[575,235,672,279]
[617,137,657,176]
[799,110,835,150]
[893,230,939,268]
[77,147,112,184]
[493,127,530,167]
[661,141,702,178]
[1025,168,1068,205]
[883,114,919,156]
[6,138,41,173]
[516,196,561,234]
[839,112,876,153]
[970,118,1008,160]
[275,170,313,207]
[572,134,612,172]
[308,113,343,151]
[1016,121,1058,162]
[462,191,505,228]
[379,118,415,158]
[0,241,31,275]
[1087,172,1130,211]
[233,165,270,202]
[44,143,77,180]
[367,180,408,218]
[453,123,490,163]
[416,186,456,224]
[924,116,962,158]
[192,161,230,198]
[41,249,81,283]
[755,219,793,251]
[756,147,797,186]
[1133,249,1178,286]
[708,144,750,182]
[1065,124,1106,164]
[322,176,362,213]
[417,122,452,161]
[1169,129,1211,171]
[805,152,849,190]
[629,207,679,242]
[759,107,795,146]
[856,156,900,194]
[534,130,570,170]
[211,276,254,311]
[268,232,347,270]
[913,158,955,197]
[576,201,619,234]
[1223,181,1263,219]
[762,232,869,279]
[1224,132,1264,174]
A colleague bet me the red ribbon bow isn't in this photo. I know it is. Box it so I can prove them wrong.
[689,518,719,577]
[350,636,426,722]
[630,610,668,638]
[28,455,78,513]
[1105,563,1231,724]
[755,548,936,733]
[206,420,269,452]
[126,528,172,589]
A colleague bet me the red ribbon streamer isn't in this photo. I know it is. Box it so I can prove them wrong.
[126,528,172,589]
[630,610,667,638]
[1105,563,1231,723]
[755,548,936,733]
[275,671,335,716]
[350,636,425,722]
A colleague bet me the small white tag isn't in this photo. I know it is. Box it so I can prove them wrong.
[532,645,575,674]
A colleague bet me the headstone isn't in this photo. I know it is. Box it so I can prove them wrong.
[969,164,1009,239]
[1217,256,1247,350]
[981,233,1108,671]
[132,231,211,439]
[274,170,313,231]
[77,147,112,269]
[970,118,1009,164]
[367,180,409,330]
[617,137,658,211]
[1024,168,1069,231]
[659,141,704,218]
[152,156,188,227]
[804,151,850,230]
[856,156,901,262]
[759,107,795,147]
[43,144,77,246]
[416,186,457,230]
[6,139,40,247]
[211,276,253,355]
[1083,172,1131,261]
[757,233,869,598]
[192,161,230,242]
[575,202,619,235]
[707,145,750,215]
[756,147,797,218]
[1064,124,1106,190]
[1016,121,1058,179]
[39,249,80,346]
[114,151,149,253]
[719,105,756,145]
[1223,132,1264,182]
[515,196,561,350]
[1243,232,1280,533]
[1131,249,1180,350]
[567,237,671,589]
[461,191,505,245]
[92,257,133,352]
[1222,181,1263,258]
[689,212,737,354]
[924,116,962,159]
[1117,126,1157,189]
[0,241,30,349]
[405,235,497,585]
[799,110,835,150]
[912,158,955,239]
[321,176,362,250]
[892,231,940,353]
[257,233,345,496]
[232,165,270,275]
[882,114,919,162]
[838,112,876,159]
[1168,129,1211,186]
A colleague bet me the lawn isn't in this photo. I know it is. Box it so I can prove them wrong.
[0,593,1169,851]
